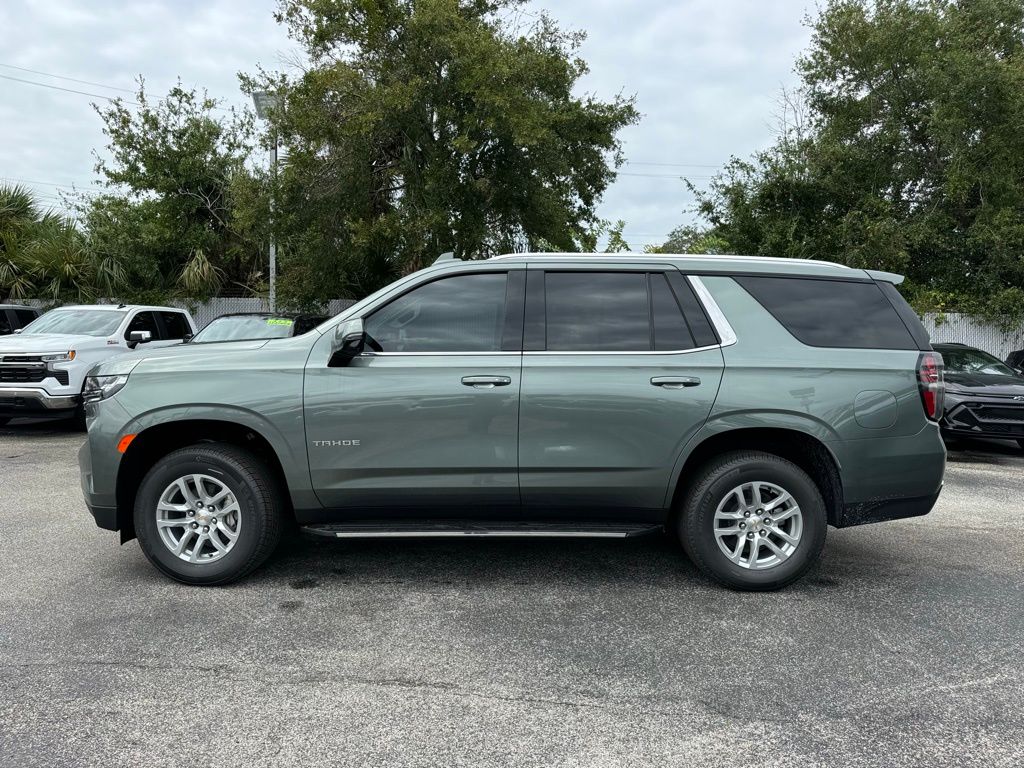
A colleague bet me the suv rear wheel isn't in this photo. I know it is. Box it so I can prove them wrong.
[677,450,827,591]
[134,443,284,585]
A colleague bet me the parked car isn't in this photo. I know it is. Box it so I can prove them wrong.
[0,304,41,335]
[79,254,946,590]
[189,312,328,344]
[932,342,1024,450]
[0,304,196,426]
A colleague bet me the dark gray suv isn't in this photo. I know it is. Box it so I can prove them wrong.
[79,254,946,590]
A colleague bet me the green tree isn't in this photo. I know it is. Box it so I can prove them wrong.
[675,0,1024,318]
[0,184,122,303]
[85,83,265,299]
[243,0,639,303]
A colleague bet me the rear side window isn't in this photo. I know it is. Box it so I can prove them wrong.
[160,312,190,340]
[532,271,712,352]
[544,272,650,351]
[735,276,917,350]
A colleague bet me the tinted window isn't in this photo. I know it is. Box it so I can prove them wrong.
[365,273,508,352]
[160,312,190,340]
[0,312,11,334]
[14,309,38,326]
[544,272,650,351]
[735,277,917,350]
[22,309,126,337]
[125,311,159,340]
[651,273,696,350]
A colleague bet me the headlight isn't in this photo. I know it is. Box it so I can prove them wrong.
[82,375,129,403]
[42,351,75,362]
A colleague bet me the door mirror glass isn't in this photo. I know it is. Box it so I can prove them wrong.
[329,318,366,367]
[127,330,152,348]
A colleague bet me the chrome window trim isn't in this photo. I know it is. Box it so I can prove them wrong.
[359,351,520,357]
[522,343,724,357]
[687,275,737,348]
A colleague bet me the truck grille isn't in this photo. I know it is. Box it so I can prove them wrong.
[0,367,69,385]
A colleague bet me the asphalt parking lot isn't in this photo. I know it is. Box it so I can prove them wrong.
[1,418,1022,768]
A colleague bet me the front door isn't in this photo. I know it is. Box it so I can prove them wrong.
[305,268,525,516]
[518,265,725,519]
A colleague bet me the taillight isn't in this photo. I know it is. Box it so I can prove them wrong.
[918,351,944,421]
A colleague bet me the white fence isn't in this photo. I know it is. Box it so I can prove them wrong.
[920,313,1024,360]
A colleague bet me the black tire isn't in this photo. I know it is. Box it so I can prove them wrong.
[134,442,284,585]
[677,450,828,591]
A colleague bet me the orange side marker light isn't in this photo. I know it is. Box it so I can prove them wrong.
[117,434,137,454]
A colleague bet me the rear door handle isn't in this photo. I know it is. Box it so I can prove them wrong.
[651,376,701,389]
[462,375,512,388]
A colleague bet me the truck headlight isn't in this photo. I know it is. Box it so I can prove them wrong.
[82,375,129,403]
[42,351,76,362]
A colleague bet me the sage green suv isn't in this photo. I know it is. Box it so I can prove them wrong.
[78,254,946,590]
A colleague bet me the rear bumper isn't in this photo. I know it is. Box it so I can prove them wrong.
[835,487,942,528]
[0,387,78,416]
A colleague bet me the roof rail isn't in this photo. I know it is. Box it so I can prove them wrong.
[488,252,850,269]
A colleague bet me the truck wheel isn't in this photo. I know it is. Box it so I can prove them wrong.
[134,443,284,585]
[677,450,827,591]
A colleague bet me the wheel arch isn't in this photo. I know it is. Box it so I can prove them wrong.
[115,418,295,542]
[668,426,844,527]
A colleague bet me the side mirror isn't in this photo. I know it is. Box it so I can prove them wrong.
[127,330,152,349]
[182,332,194,343]
[13,328,23,334]
[328,318,366,367]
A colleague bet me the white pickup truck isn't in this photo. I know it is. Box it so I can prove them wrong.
[0,304,196,425]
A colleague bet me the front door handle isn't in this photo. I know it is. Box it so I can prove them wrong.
[462,375,512,388]
[651,376,701,389]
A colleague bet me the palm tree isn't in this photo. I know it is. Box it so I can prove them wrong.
[0,184,124,303]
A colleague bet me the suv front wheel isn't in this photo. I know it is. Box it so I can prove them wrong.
[677,450,828,591]
[134,443,284,585]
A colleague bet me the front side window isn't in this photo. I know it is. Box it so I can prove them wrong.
[365,273,508,353]
[15,309,38,327]
[21,309,126,337]
[0,312,11,334]
[125,311,159,340]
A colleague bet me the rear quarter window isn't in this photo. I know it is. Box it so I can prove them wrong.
[734,276,917,350]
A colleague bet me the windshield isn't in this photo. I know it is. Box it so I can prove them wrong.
[940,347,1018,377]
[21,309,126,337]
[192,315,295,343]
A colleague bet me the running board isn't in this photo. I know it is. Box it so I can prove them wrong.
[302,521,664,539]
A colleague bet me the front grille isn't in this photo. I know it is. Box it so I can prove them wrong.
[0,367,68,385]
[949,401,1024,435]
[0,355,43,363]
[969,404,1024,423]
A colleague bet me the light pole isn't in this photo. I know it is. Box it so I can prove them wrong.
[252,91,279,311]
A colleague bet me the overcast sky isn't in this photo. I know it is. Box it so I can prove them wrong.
[0,0,814,250]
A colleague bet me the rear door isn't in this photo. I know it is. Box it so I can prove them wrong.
[518,263,725,518]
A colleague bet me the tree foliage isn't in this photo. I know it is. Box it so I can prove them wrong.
[243,0,639,303]
[85,83,265,300]
[677,0,1024,319]
[0,184,123,303]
